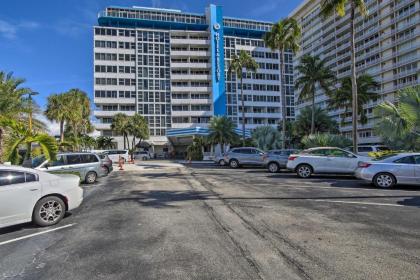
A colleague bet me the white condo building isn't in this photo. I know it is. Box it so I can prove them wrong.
[93,5,294,156]
[290,0,419,144]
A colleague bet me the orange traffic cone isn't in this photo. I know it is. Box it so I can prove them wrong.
[118,156,124,170]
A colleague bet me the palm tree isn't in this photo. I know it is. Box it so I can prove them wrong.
[45,93,71,143]
[264,17,301,149]
[208,116,238,154]
[111,113,130,149]
[374,86,420,150]
[79,134,96,151]
[295,54,335,134]
[302,133,352,149]
[251,126,283,151]
[0,116,57,164]
[228,50,258,146]
[96,136,114,149]
[293,106,339,138]
[321,0,369,153]
[328,74,379,125]
[128,113,149,149]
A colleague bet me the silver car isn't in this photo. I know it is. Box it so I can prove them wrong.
[355,153,420,188]
[264,149,299,173]
[33,152,108,184]
[224,147,267,168]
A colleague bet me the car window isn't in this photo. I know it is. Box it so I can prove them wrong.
[329,149,353,158]
[376,146,390,151]
[232,149,242,153]
[67,155,81,165]
[118,150,126,154]
[81,154,99,163]
[0,171,26,186]
[308,149,329,156]
[25,172,38,182]
[32,155,46,168]
[394,156,415,164]
[358,147,372,152]
[50,155,65,167]
[414,156,420,164]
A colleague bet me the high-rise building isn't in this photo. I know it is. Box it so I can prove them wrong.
[290,0,419,144]
[93,5,294,154]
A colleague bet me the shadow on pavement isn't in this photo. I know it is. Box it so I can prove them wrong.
[107,190,211,208]
[397,196,420,207]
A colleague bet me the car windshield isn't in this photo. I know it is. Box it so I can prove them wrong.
[32,155,46,167]
[372,153,398,161]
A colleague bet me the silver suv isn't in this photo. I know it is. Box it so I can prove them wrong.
[264,149,299,173]
[224,147,267,168]
[33,152,108,184]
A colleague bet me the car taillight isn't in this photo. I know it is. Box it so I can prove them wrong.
[358,162,371,168]
[288,155,298,161]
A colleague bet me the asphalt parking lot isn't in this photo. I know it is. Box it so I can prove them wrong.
[0,161,419,280]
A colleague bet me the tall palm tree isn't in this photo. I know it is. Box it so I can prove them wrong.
[111,113,130,149]
[295,54,335,134]
[228,50,258,146]
[321,0,369,153]
[208,116,238,154]
[374,86,420,150]
[328,74,379,125]
[264,18,301,149]
[292,106,339,138]
[0,116,57,164]
[45,93,72,143]
[128,113,149,149]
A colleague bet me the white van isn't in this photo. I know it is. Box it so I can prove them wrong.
[345,145,390,156]
[105,150,129,162]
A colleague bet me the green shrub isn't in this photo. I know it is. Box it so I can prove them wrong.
[301,133,352,148]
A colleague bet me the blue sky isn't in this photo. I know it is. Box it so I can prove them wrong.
[0,0,298,111]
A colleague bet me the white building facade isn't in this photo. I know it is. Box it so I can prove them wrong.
[290,0,419,144]
[93,5,294,154]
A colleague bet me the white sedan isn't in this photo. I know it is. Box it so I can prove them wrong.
[286,147,370,178]
[0,165,83,228]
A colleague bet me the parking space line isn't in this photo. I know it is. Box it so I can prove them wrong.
[0,223,76,246]
[312,199,404,207]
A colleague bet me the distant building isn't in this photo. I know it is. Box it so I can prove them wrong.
[290,0,419,144]
[93,5,294,155]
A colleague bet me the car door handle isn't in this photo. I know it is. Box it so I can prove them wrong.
[30,189,39,191]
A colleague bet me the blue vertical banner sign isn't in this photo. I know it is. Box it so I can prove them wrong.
[209,4,226,116]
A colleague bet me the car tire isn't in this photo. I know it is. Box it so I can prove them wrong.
[104,166,110,175]
[229,159,239,169]
[32,196,66,227]
[268,162,280,173]
[85,171,97,184]
[373,173,396,188]
[142,156,148,161]
[296,164,312,178]
[218,159,226,166]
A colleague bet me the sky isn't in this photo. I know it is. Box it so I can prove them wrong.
[0,0,299,135]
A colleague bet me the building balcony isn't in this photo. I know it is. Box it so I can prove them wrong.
[94,98,136,105]
[94,110,136,117]
[170,62,211,69]
[171,123,209,129]
[171,86,211,92]
[171,98,212,105]
[171,110,213,117]
[94,123,112,130]
[171,50,210,57]
[171,74,211,81]
[170,38,209,45]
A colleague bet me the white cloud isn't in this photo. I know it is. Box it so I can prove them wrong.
[0,19,41,39]
[35,114,61,136]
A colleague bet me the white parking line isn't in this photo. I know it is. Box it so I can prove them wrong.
[0,223,76,246]
[312,199,404,207]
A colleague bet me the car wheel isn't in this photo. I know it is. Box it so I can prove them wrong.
[296,164,312,178]
[218,159,226,166]
[373,173,396,188]
[33,196,66,227]
[104,166,110,175]
[268,162,280,173]
[142,156,148,161]
[85,171,97,184]
[229,159,239,169]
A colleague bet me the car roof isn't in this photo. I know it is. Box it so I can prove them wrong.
[0,164,43,174]
[57,152,98,155]
[306,147,341,150]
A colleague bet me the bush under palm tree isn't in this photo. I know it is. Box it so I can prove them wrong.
[252,126,283,151]
[301,133,352,149]
[374,86,420,151]
[293,106,339,138]
[208,116,238,154]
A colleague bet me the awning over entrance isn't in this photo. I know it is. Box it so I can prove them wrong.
[166,127,252,138]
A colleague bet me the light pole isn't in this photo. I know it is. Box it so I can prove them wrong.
[26,92,39,132]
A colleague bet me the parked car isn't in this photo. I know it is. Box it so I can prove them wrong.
[345,145,390,156]
[264,149,299,173]
[287,147,370,178]
[214,154,226,166]
[97,152,113,174]
[224,147,267,168]
[0,165,83,228]
[134,151,151,160]
[33,152,107,184]
[355,153,420,188]
[104,150,129,162]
